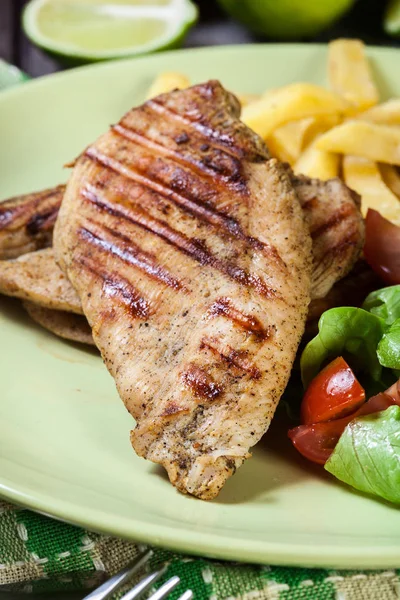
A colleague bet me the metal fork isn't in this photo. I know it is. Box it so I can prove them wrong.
[83,549,193,600]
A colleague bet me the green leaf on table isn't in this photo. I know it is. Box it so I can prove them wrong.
[363,285,400,326]
[300,307,387,388]
[325,405,400,504]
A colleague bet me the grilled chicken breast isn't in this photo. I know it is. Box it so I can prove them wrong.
[0,248,82,314]
[292,172,364,299]
[23,301,93,345]
[0,172,362,304]
[307,259,382,329]
[54,81,313,499]
[0,186,64,259]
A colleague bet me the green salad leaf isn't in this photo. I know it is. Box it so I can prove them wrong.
[378,319,400,369]
[363,285,400,325]
[300,307,387,388]
[325,406,400,504]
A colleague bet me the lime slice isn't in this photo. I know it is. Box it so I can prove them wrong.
[23,0,198,62]
[384,0,400,36]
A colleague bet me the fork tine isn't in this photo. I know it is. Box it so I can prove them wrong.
[147,575,180,600]
[120,564,168,600]
[177,590,194,600]
[82,549,153,600]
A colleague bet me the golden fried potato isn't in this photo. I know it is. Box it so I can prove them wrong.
[317,120,400,165]
[238,93,261,107]
[267,118,315,164]
[146,72,190,99]
[328,39,379,110]
[294,138,340,181]
[343,155,400,224]
[379,163,400,198]
[267,115,341,165]
[301,114,341,148]
[358,99,400,125]
[241,83,349,139]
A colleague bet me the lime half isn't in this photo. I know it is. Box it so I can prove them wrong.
[217,0,354,39]
[384,0,400,36]
[23,0,198,62]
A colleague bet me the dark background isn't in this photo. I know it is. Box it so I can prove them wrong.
[0,0,396,78]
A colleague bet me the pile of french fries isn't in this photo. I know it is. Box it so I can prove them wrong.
[147,39,400,225]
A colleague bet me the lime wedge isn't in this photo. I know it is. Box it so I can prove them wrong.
[384,0,400,36]
[23,0,198,62]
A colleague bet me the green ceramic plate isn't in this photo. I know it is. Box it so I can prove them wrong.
[1,44,400,570]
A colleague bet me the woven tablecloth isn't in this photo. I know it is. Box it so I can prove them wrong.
[1,501,400,599]
[1,61,400,600]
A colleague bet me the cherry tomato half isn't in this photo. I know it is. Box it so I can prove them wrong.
[288,417,355,465]
[301,357,365,425]
[359,379,400,415]
[364,209,400,285]
[289,379,400,465]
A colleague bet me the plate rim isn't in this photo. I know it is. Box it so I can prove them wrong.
[0,41,396,104]
[2,477,400,569]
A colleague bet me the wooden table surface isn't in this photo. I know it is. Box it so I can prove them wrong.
[1,0,399,79]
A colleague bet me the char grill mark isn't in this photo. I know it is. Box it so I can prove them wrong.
[85,147,244,238]
[147,99,246,159]
[26,209,58,236]
[208,297,270,338]
[181,364,224,400]
[113,123,243,186]
[200,337,262,380]
[76,252,151,319]
[79,198,185,292]
[0,187,63,230]
[83,186,277,299]
[85,147,285,267]
[310,203,356,240]
[314,227,360,268]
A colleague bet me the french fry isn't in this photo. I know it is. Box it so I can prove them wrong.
[238,93,261,107]
[328,39,379,110]
[146,72,190,99]
[301,114,341,148]
[241,83,350,139]
[343,155,400,224]
[266,115,341,165]
[317,121,400,166]
[267,118,315,165]
[379,163,400,198]
[358,99,400,125]
[294,138,340,181]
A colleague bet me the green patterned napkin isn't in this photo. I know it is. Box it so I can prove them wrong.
[1,61,400,600]
[1,501,400,600]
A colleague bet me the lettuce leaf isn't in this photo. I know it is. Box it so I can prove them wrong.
[325,406,400,504]
[300,307,387,388]
[363,285,400,326]
[377,319,400,369]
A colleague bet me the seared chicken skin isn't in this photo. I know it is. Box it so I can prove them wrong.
[54,81,313,499]
[23,301,93,345]
[291,172,364,300]
[0,173,362,304]
[0,248,82,314]
[0,186,64,259]
[0,81,364,498]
